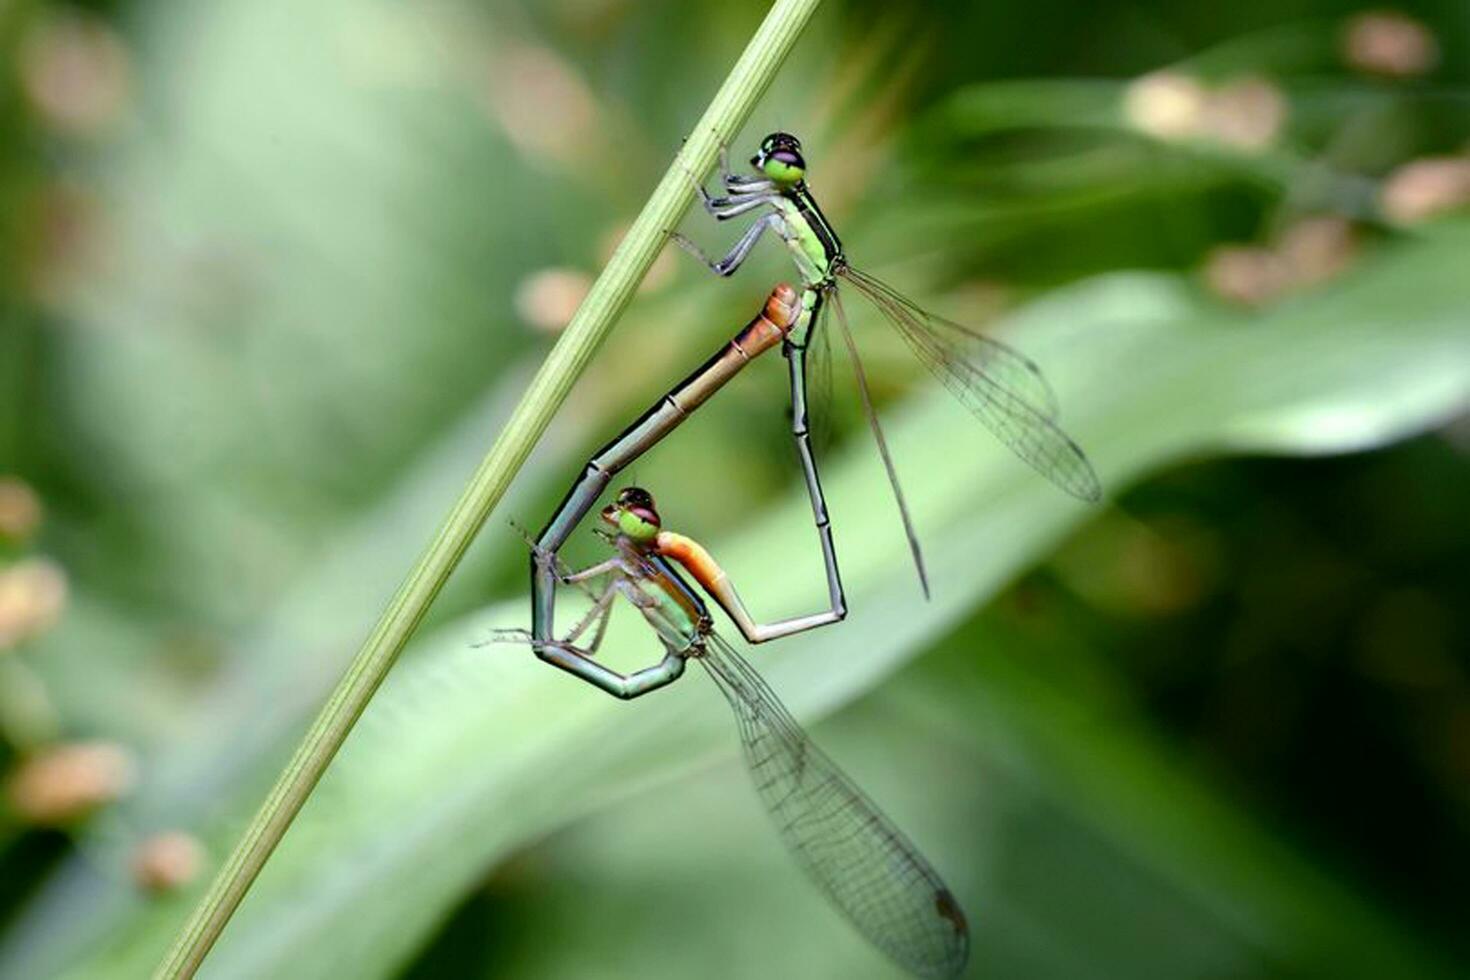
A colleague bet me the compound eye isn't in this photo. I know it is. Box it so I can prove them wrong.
[773,149,804,170]
[617,486,654,508]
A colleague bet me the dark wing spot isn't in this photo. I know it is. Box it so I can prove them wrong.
[934,889,968,936]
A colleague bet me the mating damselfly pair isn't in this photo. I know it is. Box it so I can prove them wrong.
[499,133,1102,978]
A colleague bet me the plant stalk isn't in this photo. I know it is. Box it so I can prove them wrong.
[153,1,822,975]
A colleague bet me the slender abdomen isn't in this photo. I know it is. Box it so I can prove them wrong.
[531,285,800,641]
[534,284,799,556]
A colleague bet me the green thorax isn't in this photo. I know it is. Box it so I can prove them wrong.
[771,183,843,289]
[629,551,707,652]
[790,286,821,348]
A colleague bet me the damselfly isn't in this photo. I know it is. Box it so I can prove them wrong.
[504,487,969,978]
[675,132,1103,594]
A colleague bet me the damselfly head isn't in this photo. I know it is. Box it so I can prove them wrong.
[603,486,661,542]
[753,132,805,185]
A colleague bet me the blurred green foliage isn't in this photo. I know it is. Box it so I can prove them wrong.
[0,0,1467,978]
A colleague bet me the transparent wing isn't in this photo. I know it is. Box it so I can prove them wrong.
[700,635,969,978]
[840,265,1102,502]
[829,291,930,597]
[841,266,1059,417]
[807,294,837,455]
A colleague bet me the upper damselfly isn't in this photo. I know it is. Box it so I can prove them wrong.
[675,132,1103,594]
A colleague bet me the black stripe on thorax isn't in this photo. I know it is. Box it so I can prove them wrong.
[786,184,843,264]
[644,553,711,627]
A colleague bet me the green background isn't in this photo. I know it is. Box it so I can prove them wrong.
[1,0,1467,977]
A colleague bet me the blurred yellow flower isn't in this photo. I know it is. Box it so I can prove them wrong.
[1380,156,1470,224]
[1203,217,1359,307]
[515,267,593,333]
[1202,78,1286,152]
[0,558,68,650]
[7,741,135,825]
[18,9,132,138]
[1343,11,1439,78]
[1124,71,1207,141]
[133,831,207,893]
[478,44,600,166]
[0,478,43,545]
[1126,72,1285,152]
[1203,245,1290,307]
[1276,216,1358,289]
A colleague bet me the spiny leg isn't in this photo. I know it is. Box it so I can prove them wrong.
[530,539,580,585]
[561,577,619,651]
[528,530,616,651]
[670,213,781,278]
[698,192,778,221]
[559,555,622,586]
[677,157,777,219]
[489,557,617,649]
[478,628,529,648]
[527,573,689,699]
[584,584,614,656]
[723,173,775,193]
[719,145,775,192]
[526,561,688,700]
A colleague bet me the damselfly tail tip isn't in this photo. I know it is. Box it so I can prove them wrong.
[1076,468,1104,504]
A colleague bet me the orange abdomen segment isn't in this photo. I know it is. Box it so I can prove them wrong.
[731,282,799,359]
[654,531,727,597]
[667,284,798,418]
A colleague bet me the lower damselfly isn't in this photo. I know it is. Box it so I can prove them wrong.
[675,131,1104,594]
[502,487,969,978]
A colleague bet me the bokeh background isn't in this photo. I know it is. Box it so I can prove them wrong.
[2,0,1469,977]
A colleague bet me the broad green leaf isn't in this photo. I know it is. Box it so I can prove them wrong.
[50,222,1470,979]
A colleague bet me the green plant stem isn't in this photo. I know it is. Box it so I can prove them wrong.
[153,2,822,976]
